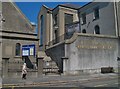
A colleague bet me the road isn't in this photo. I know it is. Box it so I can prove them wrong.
[2,74,119,89]
[31,76,118,87]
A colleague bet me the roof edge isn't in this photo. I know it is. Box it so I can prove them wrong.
[11,2,33,29]
[52,4,80,11]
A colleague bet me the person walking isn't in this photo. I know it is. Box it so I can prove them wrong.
[22,63,27,79]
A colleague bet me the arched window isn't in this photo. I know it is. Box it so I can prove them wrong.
[40,15,44,45]
[95,25,100,34]
[16,43,21,56]
[82,29,86,33]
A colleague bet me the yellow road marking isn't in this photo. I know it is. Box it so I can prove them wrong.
[94,82,119,87]
[94,84,108,87]
[3,76,118,88]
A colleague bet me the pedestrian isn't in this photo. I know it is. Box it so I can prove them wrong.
[22,63,27,79]
[34,63,37,70]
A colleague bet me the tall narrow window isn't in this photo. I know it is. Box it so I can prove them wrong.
[40,15,44,46]
[65,13,73,25]
[81,13,86,25]
[54,30,58,44]
[94,7,99,20]
[94,25,100,34]
[54,14,57,25]
[16,43,21,56]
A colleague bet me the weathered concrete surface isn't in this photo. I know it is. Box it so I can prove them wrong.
[46,43,65,73]
[64,33,118,75]
[45,33,119,75]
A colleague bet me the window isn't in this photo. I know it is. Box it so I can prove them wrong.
[40,15,44,46]
[54,14,58,25]
[81,13,86,25]
[82,29,86,33]
[94,7,99,20]
[94,25,100,34]
[65,13,73,25]
[54,30,58,44]
[16,43,21,56]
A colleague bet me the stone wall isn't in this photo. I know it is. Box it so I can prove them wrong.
[2,38,38,62]
[1,2,39,78]
[2,38,38,78]
[64,33,118,75]
[2,2,35,33]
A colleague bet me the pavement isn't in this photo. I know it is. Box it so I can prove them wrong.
[2,73,119,88]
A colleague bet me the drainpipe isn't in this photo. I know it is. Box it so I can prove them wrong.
[114,1,119,37]
[114,1,120,64]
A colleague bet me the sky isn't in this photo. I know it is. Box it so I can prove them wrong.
[15,2,88,32]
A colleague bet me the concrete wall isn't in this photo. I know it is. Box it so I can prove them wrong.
[38,5,79,49]
[58,7,79,37]
[38,5,52,51]
[79,2,116,36]
[64,33,118,75]
[52,6,79,42]
[46,43,65,72]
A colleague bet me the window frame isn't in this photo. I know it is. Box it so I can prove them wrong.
[93,7,99,20]
[82,29,86,33]
[81,13,86,25]
[40,15,44,46]
[64,13,73,25]
[54,14,58,26]
[15,43,21,56]
[94,25,100,34]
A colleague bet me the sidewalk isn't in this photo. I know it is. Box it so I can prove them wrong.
[2,73,118,87]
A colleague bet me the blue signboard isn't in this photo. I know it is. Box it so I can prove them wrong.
[22,44,35,56]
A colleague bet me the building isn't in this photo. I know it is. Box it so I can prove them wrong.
[1,2,38,78]
[38,2,120,75]
[79,2,118,36]
[38,4,80,51]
